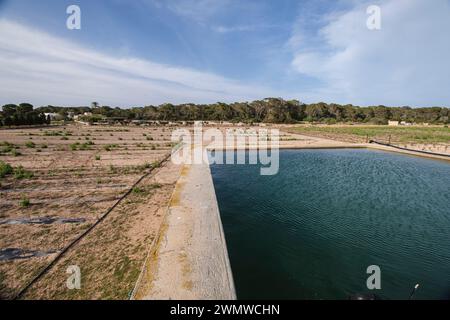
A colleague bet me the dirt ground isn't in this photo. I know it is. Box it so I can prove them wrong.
[0,124,178,299]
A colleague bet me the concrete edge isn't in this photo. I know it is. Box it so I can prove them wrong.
[204,157,237,300]
[208,144,450,162]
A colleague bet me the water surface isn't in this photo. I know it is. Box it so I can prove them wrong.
[210,149,450,299]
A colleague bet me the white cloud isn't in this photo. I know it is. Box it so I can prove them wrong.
[290,0,450,107]
[0,19,272,107]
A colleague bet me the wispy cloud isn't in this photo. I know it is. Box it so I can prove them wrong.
[150,0,230,23]
[212,23,282,34]
[0,19,273,107]
[212,25,257,33]
[289,0,450,107]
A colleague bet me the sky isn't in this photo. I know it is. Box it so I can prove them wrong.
[0,0,449,108]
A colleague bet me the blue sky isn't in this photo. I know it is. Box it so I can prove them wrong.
[0,0,449,107]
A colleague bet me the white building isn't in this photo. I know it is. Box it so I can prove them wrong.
[44,113,62,121]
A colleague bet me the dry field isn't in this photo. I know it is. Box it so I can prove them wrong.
[0,124,180,299]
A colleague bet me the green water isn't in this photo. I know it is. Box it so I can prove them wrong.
[210,149,450,300]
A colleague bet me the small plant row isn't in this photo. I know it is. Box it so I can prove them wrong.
[42,130,72,137]
[0,141,22,156]
[132,183,162,196]
[0,161,34,180]
[70,141,95,151]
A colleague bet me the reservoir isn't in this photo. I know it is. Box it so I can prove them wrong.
[210,149,450,299]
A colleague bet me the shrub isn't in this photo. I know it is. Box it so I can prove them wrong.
[43,131,62,136]
[0,161,13,178]
[95,155,101,161]
[25,141,36,148]
[132,184,161,196]
[1,142,13,153]
[14,166,34,180]
[19,198,30,207]
[104,144,117,151]
[152,161,161,168]
[1,145,12,153]
[79,143,90,150]
[142,162,152,169]
[132,187,144,194]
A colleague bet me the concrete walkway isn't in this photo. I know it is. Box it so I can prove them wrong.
[135,159,236,300]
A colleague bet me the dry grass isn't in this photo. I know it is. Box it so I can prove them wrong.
[290,125,450,154]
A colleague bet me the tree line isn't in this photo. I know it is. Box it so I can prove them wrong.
[1,98,449,126]
[0,103,49,126]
